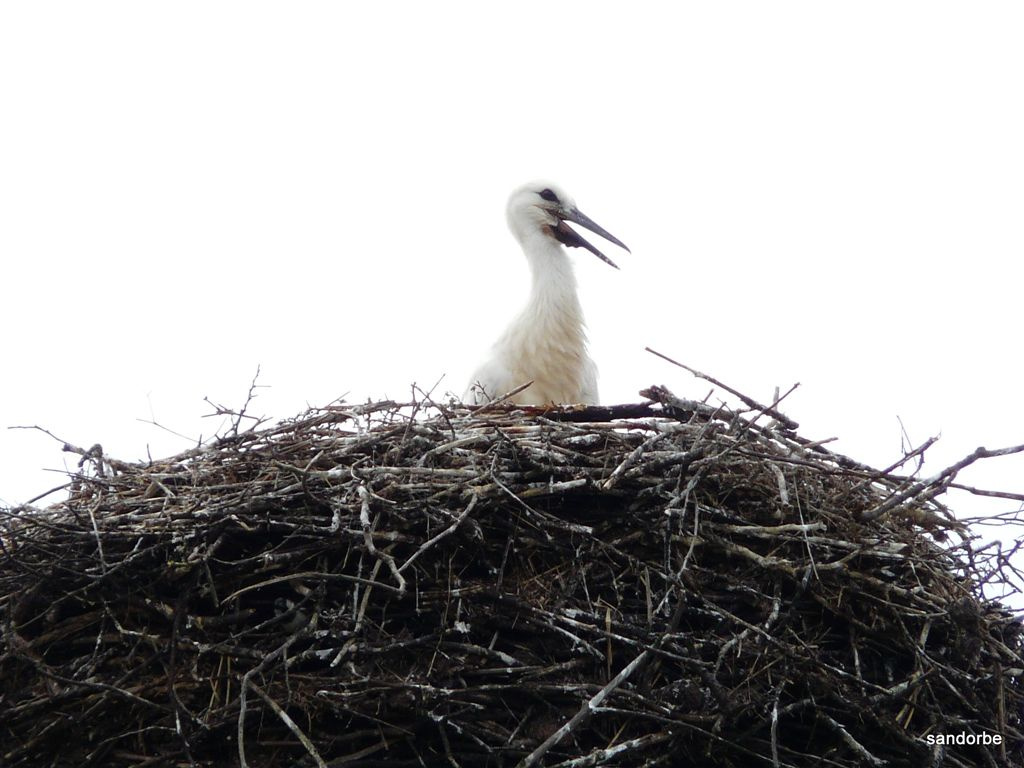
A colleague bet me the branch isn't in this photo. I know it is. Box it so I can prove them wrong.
[645,347,800,430]
[861,443,1024,522]
[248,681,327,768]
[516,650,650,768]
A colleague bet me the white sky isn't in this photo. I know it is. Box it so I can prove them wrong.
[1,3,1022,563]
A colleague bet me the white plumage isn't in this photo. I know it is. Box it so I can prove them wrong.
[465,181,629,406]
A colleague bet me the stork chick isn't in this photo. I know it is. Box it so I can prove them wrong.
[465,181,630,406]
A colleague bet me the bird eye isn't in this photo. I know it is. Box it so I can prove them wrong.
[539,188,559,203]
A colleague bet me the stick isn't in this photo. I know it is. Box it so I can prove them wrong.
[516,651,650,768]
[645,347,800,430]
[861,443,1024,522]
[248,681,327,768]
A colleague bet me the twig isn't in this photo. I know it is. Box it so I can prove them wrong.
[467,379,535,411]
[247,680,327,768]
[398,492,478,574]
[517,651,650,768]
[861,443,1024,522]
[645,347,800,430]
[820,714,886,766]
[357,483,407,596]
[238,632,303,768]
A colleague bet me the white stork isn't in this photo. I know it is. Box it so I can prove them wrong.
[465,182,629,406]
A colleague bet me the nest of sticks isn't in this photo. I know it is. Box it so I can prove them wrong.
[1,383,1023,768]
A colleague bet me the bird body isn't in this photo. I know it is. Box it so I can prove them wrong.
[465,182,629,406]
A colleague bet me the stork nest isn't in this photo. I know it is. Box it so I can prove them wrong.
[1,385,1022,768]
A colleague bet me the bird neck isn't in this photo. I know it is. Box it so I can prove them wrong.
[519,233,586,335]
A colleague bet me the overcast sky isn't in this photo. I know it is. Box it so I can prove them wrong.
[2,3,1022,566]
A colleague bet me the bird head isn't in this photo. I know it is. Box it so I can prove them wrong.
[506,181,630,269]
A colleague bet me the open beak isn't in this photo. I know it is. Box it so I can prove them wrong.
[552,206,630,269]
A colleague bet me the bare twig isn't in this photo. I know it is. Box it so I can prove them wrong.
[517,651,650,768]
[645,347,800,430]
[862,443,1024,522]
[248,680,327,768]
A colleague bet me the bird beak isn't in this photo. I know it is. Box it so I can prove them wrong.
[553,207,631,270]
